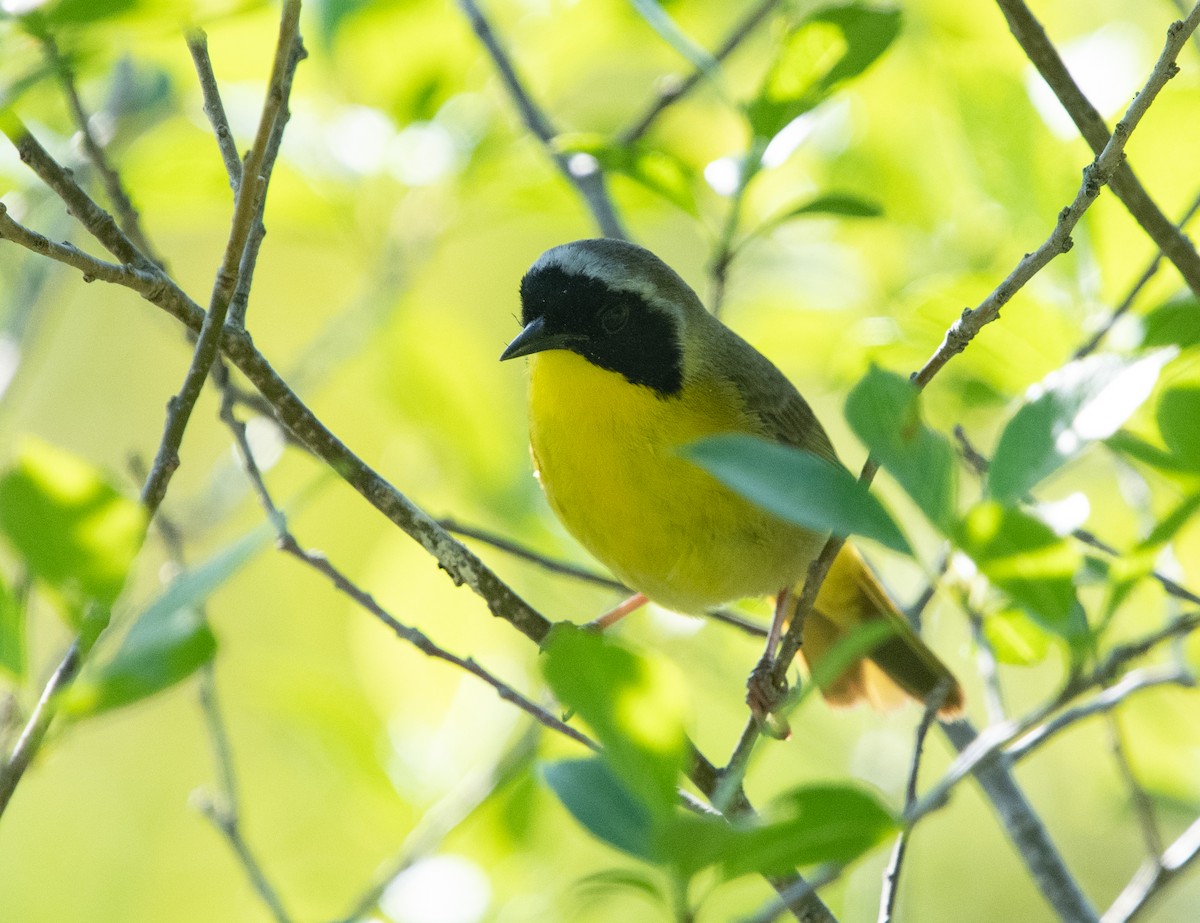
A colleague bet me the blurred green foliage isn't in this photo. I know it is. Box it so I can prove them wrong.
[0,0,1199,921]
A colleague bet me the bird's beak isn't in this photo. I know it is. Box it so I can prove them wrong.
[500,316,581,361]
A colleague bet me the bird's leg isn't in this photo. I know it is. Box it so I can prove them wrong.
[746,588,794,737]
[585,592,648,631]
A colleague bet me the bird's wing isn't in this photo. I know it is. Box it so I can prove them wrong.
[714,329,841,465]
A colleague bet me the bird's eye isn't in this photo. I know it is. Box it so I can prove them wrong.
[600,302,629,334]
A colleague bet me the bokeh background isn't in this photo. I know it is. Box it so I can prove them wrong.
[1,0,1198,920]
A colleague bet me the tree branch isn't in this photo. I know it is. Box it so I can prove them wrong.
[456,0,626,239]
[1102,814,1200,923]
[994,0,1200,299]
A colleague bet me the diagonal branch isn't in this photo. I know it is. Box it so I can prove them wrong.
[38,31,160,263]
[140,0,304,515]
[1102,814,1200,923]
[620,0,783,144]
[994,0,1200,298]
[456,0,626,239]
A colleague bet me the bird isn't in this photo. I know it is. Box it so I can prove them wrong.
[501,237,963,718]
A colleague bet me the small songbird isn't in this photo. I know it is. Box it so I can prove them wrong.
[502,238,962,716]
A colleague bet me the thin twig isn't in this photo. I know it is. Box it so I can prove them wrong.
[336,725,540,923]
[911,614,1200,824]
[1006,666,1193,763]
[1074,186,1200,359]
[441,517,769,636]
[938,719,1100,923]
[738,864,843,923]
[994,0,1200,298]
[967,607,1008,724]
[1102,814,1200,923]
[1105,713,1163,857]
[456,0,626,239]
[195,791,294,923]
[38,31,159,262]
[219,398,597,752]
[953,426,1200,608]
[620,0,784,144]
[186,29,244,191]
[915,3,1200,389]
[228,26,306,327]
[139,0,304,515]
[0,638,83,818]
[878,694,943,923]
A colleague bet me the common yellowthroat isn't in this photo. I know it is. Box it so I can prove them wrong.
[502,238,963,716]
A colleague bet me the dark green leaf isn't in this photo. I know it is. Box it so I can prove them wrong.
[64,527,268,716]
[0,577,25,680]
[748,3,902,139]
[726,784,895,876]
[543,758,657,861]
[845,366,956,530]
[1156,387,1200,470]
[1106,430,1192,473]
[956,502,1084,637]
[0,439,146,607]
[1140,296,1200,350]
[39,0,141,26]
[989,351,1174,503]
[686,434,911,554]
[769,192,883,224]
[542,625,688,814]
[667,784,894,878]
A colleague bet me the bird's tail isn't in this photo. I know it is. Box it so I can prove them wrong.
[795,544,964,718]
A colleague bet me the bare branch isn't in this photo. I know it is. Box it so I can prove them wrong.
[621,0,783,144]
[186,30,244,191]
[38,32,160,263]
[994,0,1200,298]
[219,400,596,752]
[195,789,295,923]
[1103,815,1200,923]
[456,0,626,239]
[1074,186,1200,360]
[1006,666,1193,763]
[878,695,943,923]
[1106,714,1164,858]
[912,612,1200,825]
[953,426,1200,608]
[938,718,1099,923]
[139,0,305,515]
[915,4,1200,389]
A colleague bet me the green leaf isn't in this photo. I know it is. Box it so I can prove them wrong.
[845,366,956,531]
[956,502,1084,638]
[723,784,895,876]
[1156,387,1200,470]
[686,434,911,555]
[556,134,697,215]
[748,3,902,139]
[64,527,268,716]
[542,625,688,814]
[543,758,656,861]
[989,351,1175,503]
[1106,430,1192,474]
[983,608,1052,666]
[0,439,146,608]
[1140,296,1200,350]
[659,784,895,879]
[773,192,883,221]
[0,577,25,680]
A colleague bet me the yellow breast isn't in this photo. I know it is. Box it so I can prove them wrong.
[528,350,820,613]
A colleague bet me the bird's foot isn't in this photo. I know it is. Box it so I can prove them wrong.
[747,655,791,739]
